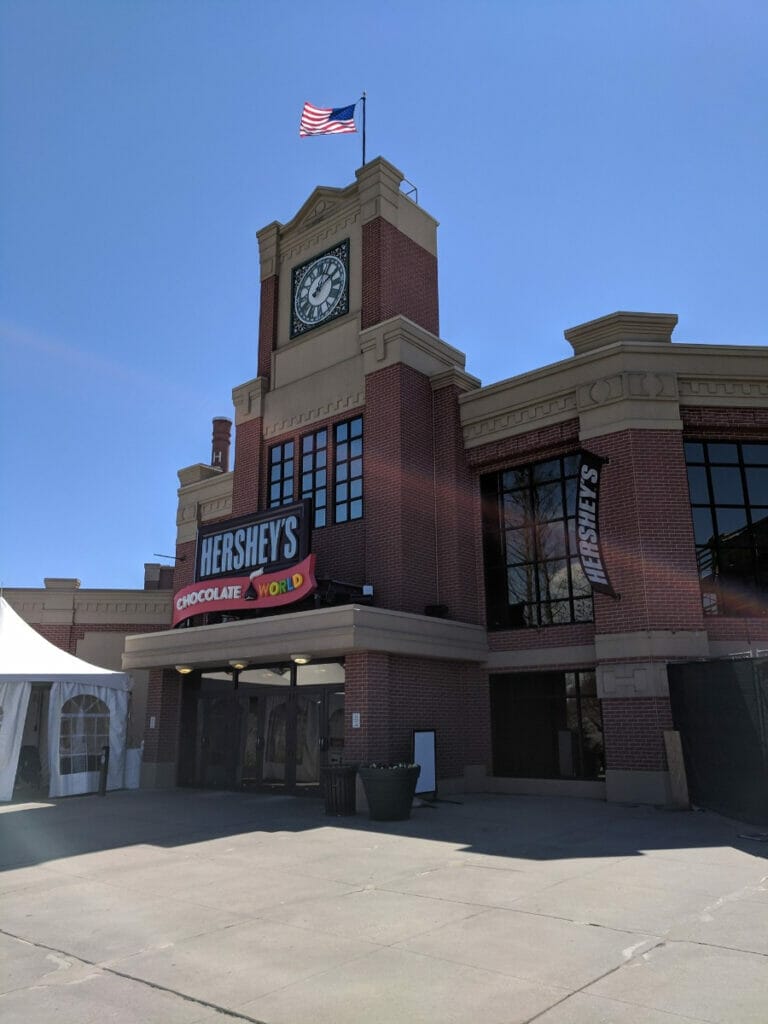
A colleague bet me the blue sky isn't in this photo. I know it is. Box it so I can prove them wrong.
[1,0,766,589]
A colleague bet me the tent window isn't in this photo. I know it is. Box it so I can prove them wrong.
[60,695,109,775]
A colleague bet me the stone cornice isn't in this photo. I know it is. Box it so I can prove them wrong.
[430,367,482,394]
[232,377,267,425]
[122,604,489,671]
[460,339,768,448]
[678,374,768,405]
[177,464,222,488]
[564,311,678,355]
[4,589,172,627]
[360,316,467,379]
[176,471,233,544]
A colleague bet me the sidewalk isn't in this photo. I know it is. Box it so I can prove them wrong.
[1,788,767,1023]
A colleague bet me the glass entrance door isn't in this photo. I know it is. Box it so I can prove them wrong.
[189,662,345,795]
[239,684,344,793]
[198,694,242,788]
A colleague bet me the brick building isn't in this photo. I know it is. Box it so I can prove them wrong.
[123,158,768,806]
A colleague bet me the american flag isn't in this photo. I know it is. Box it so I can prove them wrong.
[299,101,357,137]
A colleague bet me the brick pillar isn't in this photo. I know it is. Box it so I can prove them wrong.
[364,363,439,614]
[588,428,705,804]
[361,217,438,334]
[257,275,278,383]
[141,668,182,788]
[432,381,485,624]
[590,429,704,635]
[231,416,263,517]
[344,651,391,764]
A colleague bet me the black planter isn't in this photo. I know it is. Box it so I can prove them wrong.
[358,765,421,821]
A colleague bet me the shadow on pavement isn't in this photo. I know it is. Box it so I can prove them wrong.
[2,788,766,873]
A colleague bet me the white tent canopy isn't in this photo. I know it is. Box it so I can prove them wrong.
[0,597,131,800]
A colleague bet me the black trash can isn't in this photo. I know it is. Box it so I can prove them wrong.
[321,764,358,816]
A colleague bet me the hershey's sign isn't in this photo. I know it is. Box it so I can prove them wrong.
[195,502,311,581]
[576,452,617,598]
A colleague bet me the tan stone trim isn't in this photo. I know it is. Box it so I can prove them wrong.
[263,389,365,439]
[360,316,466,379]
[232,377,267,425]
[463,389,578,446]
[256,221,280,280]
[595,630,710,662]
[123,605,489,671]
[4,589,172,627]
[177,464,223,487]
[430,367,481,393]
[597,661,671,699]
[605,769,671,806]
[460,338,768,449]
[564,311,677,355]
[282,208,361,269]
[176,471,233,544]
[678,374,768,406]
[486,644,596,672]
[708,640,768,658]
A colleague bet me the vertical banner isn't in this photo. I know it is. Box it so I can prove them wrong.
[577,452,618,598]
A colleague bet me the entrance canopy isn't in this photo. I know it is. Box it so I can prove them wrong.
[0,597,131,800]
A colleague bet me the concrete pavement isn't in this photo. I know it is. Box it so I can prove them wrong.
[1,788,767,1023]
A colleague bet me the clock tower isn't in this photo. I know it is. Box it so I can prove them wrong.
[226,156,479,620]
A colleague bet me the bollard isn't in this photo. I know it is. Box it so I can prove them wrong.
[98,745,110,796]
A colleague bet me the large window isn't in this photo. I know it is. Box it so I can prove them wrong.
[59,695,110,775]
[481,455,593,629]
[268,441,295,508]
[491,671,604,780]
[300,428,328,528]
[685,441,768,616]
[334,417,363,523]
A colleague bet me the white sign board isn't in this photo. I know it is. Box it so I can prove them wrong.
[412,729,436,797]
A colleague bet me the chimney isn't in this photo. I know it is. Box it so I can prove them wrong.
[211,417,232,472]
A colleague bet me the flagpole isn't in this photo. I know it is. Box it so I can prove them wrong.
[361,91,366,166]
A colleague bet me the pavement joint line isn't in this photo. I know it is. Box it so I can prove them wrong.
[0,926,269,1024]
[517,938,668,1024]
[662,936,768,959]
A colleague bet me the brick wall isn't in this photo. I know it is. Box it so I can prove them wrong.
[488,622,596,652]
[465,419,582,472]
[173,539,197,592]
[232,417,264,517]
[33,622,167,655]
[361,218,439,335]
[587,429,704,634]
[257,275,278,382]
[364,363,439,613]
[142,668,182,766]
[681,405,768,437]
[344,651,491,779]
[432,384,485,624]
[601,697,673,772]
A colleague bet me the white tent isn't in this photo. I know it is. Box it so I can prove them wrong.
[0,597,131,801]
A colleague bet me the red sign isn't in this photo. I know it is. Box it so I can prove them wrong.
[172,555,317,627]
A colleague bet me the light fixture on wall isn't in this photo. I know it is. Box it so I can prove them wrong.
[290,654,311,665]
[175,665,193,675]
[228,659,249,671]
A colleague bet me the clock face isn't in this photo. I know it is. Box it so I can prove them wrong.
[290,240,349,338]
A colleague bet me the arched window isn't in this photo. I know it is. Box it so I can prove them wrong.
[59,694,110,775]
